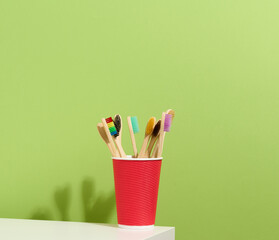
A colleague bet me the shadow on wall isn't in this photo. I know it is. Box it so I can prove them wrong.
[30,177,115,223]
[54,184,71,221]
[82,178,115,223]
[30,208,53,221]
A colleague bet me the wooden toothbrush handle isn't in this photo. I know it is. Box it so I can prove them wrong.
[138,137,149,158]
[101,118,119,157]
[109,142,120,157]
[114,138,126,158]
[127,116,138,157]
[106,143,115,156]
[157,113,166,157]
[156,131,166,157]
[146,136,157,157]
[152,143,159,158]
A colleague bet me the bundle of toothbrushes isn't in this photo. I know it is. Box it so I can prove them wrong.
[96,109,175,229]
[97,109,175,158]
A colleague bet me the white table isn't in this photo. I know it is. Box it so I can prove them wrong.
[0,218,175,240]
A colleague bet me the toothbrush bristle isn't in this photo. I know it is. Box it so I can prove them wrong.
[105,117,113,123]
[105,117,118,136]
[152,120,161,137]
[131,116,139,133]
[146,117,156,135]
[164,114,172,132]
[167,109,175,120]
[114,115,121,133]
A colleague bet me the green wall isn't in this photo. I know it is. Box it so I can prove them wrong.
[1,1,279,239]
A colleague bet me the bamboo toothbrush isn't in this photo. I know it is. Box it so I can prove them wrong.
[138,117,156,158]
[166,109,175,121]
[97,123,116,156]
[145,120,161,157]
[153,109,175,157]
[113,114,127,158]
[101,118,120,157]
[127,116,139,157]
[114,114,123,146]
[156,112,166,157]
[103,117,126,158]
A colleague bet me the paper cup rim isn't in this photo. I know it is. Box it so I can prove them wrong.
[112,156,163,161]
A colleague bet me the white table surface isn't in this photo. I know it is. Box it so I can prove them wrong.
[0,218,175,240]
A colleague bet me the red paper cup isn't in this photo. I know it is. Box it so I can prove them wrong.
[112,156,163,230]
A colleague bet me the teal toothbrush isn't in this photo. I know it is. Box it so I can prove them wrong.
[127,116,139,157]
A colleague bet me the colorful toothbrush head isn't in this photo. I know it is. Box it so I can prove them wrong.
[145,117,156,136]
[113,115,121,133]
[105,117,118,137]
[131,116,139,134]
[164,114,172,132]
[152,120,161,137]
